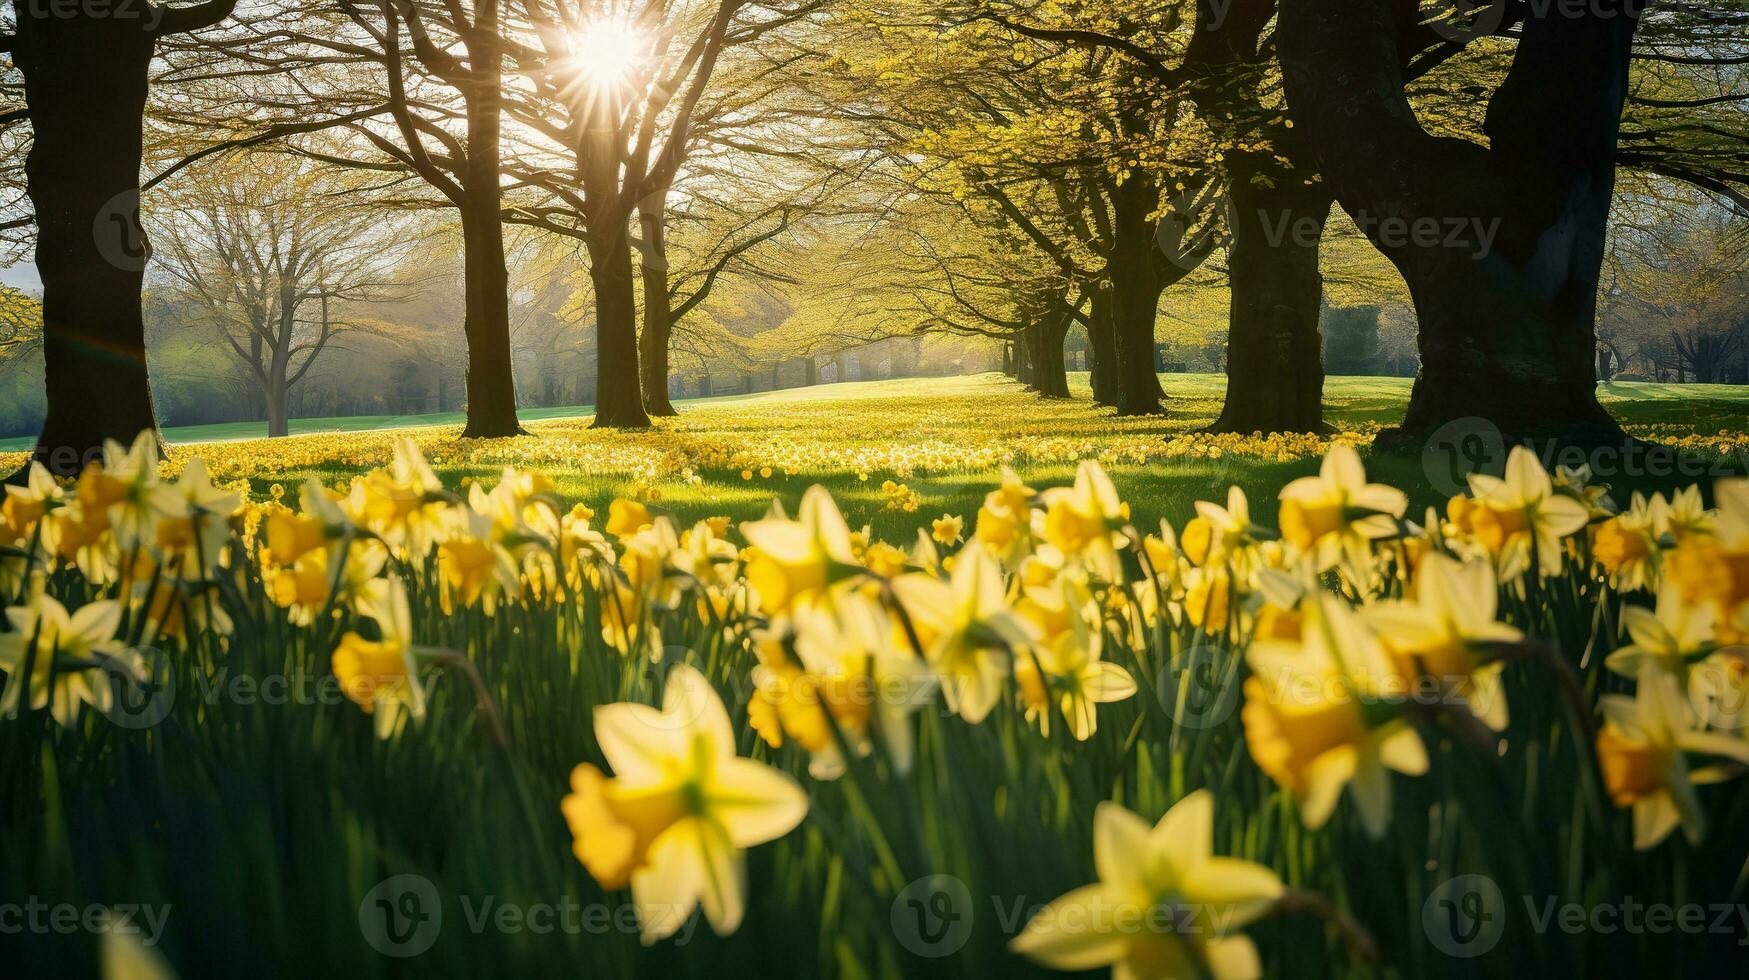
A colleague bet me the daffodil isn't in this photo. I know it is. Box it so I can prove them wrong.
[331,577,427,738]
[931,513,964,547]
[1366,553,1523,731]
[1591,492,1665,591]
[1039,460,1129,581]
[1011,792,1285,980]
[1180,487,1258,572]
[1243,594,1426,836]
[1277,443,1406,573]
[435,504,523,616]
[1464,446,1591,578]
[1596,665,1749,849]
[561,664,809,942]
[0,589,143,727]
[149,457,241,576]
[892,546,1034,724]
[740,486,859,614]
[1014,579,1136,740]
[349,438,445,555]
[607,499,654,538]
[749,592,934,778]
[1605,580,1715,681]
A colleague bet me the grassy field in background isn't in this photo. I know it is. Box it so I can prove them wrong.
[7,373,1742,539]
[7,372,1748,454]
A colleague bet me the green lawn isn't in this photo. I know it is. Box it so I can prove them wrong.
[43,373,1730,543]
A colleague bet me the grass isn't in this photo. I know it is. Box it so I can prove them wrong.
[8,373,1744,538]
[4,373,1749,977]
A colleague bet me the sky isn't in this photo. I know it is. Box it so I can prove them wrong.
[1,262,39,291]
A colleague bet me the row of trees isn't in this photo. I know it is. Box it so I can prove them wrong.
[0,1,1746,475]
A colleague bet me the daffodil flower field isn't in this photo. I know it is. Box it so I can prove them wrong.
[5,377,1749,977]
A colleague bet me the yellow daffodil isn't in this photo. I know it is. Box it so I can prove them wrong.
[1596,665,1749,849]
[1011,792,1285,980]
[1463,446,1591,578]
[1014,579,1136,740]
[149,457,241,576]
[750,593,934,778]
[1181,487,1257,571]
[740,486,859,615]
[892,546,1034,724]
[562,664,809,942]
[1243,594,1426,836]
[0,589,143,727]
[607,499,654,538]
[331,577,427,738]
[1366,553,1522,730]
[1277,443,1406,573]
[931,513,964,547]
[1039,460,1128,581]
[1605,580,1715,681]
[1591,492,1665,591]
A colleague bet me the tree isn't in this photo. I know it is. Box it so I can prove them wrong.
[5,0,242,477]
[1279,0,1648,447]
[506,0,784,427]
[153,157,420,436]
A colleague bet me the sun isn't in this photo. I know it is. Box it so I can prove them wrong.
[570,15,648,88]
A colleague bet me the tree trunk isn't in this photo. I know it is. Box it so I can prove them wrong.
[1209,167,1335,434]
[1110,171,1166,416]
[636,189,677,417]
[1031,312,1072,399]
[1280,0,1638,450]
[457,16,524,439]
[1015,328,1037,387]
[803,357,817,386]
[587,217,651,428]
[1001,342,1015,378]
[12,12,160,478]
[1088,287,1119,407]
[265,378,290,438]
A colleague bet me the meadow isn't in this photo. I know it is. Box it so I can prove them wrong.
[6,372,1745,535]
[4,374,1749,978]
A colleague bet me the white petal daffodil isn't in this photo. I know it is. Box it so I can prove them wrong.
[562,664,809,943]
[1012,791,1285,980]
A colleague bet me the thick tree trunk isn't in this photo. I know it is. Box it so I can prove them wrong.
[1110,172,1166,416]
[586,216,651,428]
[12,13,161,478]
[636,190,678,417]
[457,21,524,439]
[803,357,817,386]
[1280,0,1638,449]
[1030,313,1072,399]
[1001,342,1015,378]
[1209,168,1335,434]
[1088,287,1119,407]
